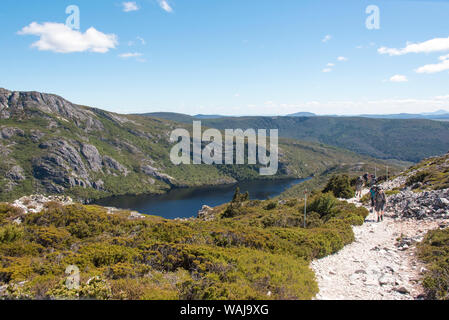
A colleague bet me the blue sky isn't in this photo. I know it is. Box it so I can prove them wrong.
[1,0,449,115]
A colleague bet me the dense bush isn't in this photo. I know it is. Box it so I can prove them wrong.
[222,188,250,218]
[322,174,354,199]
[0,224,24,243]
[307,193,338,218]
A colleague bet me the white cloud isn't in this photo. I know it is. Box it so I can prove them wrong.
[158,0,173,12]
[322,35,332,43]
[389,74,408,82]
[337,56,348,61]
[119,52,143,58]
[327,63,335,67]
[378,36,449,56]
[416,59,449,74]
[18,22,117,53]
[322,68,332,73]
[122,2,139,12]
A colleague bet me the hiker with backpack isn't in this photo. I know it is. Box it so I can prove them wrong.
[363,173,370,185]
[369,185,376,209]
[374,186,387,222]
[355,176,364,199]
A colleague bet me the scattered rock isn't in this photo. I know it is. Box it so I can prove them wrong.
[12,194,73,214]
[386,188,449,220]
[393,286,409,295]
[197,205,216,221]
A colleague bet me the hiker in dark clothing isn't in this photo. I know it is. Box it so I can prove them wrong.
[363,173,370,185]
[369,186,376,209]
[375,187,387,222]
[355,176,364,199]
[370,175,377,187]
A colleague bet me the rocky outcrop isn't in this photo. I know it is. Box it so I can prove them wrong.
[197,205,216,221]
[1,127,25,139]
[81,143,103,172]
[11,194,74,215]
[0,88,104,131]
[32,139,92,191]
[141,164,175,185]
[103,156,129,176]
[386,189,449,220]
[38,139,89,177]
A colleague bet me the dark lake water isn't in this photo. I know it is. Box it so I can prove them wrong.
[95,178,308,219]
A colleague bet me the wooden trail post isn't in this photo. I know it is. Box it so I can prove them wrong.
[304,189,308,228]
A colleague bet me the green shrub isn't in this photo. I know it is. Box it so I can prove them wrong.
[222,188,250,218]
[307,193,338,218]
[418,228,449,300]
[323,174,354,199]
[264,202,277,210]
[0,203,24,223]
[0,224,24,243]
[33,226,72,249]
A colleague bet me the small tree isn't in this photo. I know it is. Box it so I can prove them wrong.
[308,193,338,218]
[323,174,354,199]
[223,188,250,218]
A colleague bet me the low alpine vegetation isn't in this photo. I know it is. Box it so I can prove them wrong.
[0,190,368,300]
[418,227,449,300]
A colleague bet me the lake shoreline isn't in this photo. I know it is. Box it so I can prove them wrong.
[93,177,310,219]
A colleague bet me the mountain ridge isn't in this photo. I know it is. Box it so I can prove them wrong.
[0,88,397,202]
[143,112,449,162]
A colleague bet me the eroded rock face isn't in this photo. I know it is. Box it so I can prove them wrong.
[81,143,103,172]
[0,88,104,131]
[103,156,129,176]
[32,139,92,191]
[141,164,175,185]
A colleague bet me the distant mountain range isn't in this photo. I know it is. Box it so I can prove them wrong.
[144,110,449,121]
[142,112,449,162]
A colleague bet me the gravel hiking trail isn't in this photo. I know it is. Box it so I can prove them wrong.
[311,189,446,300]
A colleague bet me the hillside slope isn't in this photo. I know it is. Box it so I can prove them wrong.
[144,113,449,162]
[0,88,398,202]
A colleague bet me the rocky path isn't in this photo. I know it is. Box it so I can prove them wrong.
[311,189,445,300]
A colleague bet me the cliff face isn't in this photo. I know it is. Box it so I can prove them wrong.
[0,88,189,201]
